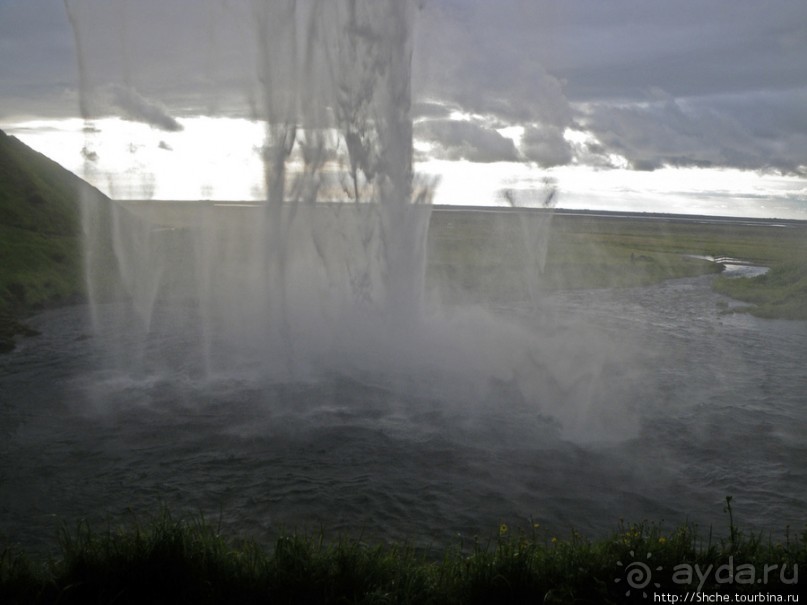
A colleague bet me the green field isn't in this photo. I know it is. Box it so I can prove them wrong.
[427,209,807,318]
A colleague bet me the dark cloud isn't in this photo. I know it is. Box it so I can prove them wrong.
[520,124,572,167]
[414,1,573,126]
[415,119,519,163]
[1,0,806,175]
[584,89,807,174]
[545,1,807,101]
[81,146,99,162]
[411,0,807,173]
[0,0,76,119]
[110,85,183,131]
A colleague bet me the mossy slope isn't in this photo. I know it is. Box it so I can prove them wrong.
[0,129,109,350]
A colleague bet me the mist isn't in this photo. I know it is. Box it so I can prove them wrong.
[1,0,802,554]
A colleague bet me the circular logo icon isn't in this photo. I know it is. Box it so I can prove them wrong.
[616,550,662,598]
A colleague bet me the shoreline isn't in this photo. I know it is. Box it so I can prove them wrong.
[117,198,807,226]
[3,204,806,353]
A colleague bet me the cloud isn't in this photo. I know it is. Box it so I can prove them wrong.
[540,1,807,101]
[2,0,806,178]
[415,118,519,163]
[0,0,76,119]
[415,114,575,168]
[412,101,452,120]
[581,88,807,174]
[81,145,99,162]
[414,1,574,127]
[110,85,183,132]
[411,0,807,174]
[520,124,572,167]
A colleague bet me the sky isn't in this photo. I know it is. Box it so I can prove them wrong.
[1,0,806,218]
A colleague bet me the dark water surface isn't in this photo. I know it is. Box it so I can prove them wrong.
[2,275,806,554]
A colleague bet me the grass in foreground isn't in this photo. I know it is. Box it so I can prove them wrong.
[1,499,803,604]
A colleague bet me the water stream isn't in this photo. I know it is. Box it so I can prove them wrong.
[3,272,805,555]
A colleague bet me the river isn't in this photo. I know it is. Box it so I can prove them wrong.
[1,273,806,555]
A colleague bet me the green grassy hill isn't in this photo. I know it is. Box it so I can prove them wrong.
[0,129,108,351]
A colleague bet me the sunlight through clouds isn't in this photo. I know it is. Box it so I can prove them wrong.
[1,0,806,217]
[8,115,807,219]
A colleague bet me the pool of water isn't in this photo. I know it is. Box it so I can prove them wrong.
[2,274,806,554]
